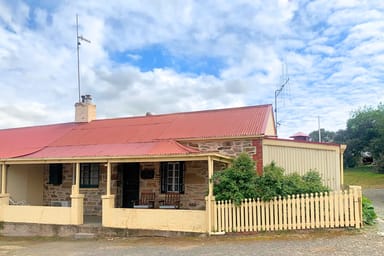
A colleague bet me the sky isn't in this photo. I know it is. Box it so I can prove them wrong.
[0,0,383,139]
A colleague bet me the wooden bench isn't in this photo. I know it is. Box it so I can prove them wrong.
[159,192,180,209]
[133,192,155,208]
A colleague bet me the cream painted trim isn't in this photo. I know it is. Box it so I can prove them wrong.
[1,153,233,165]
[263,138,344,151]
[106,161,111,196]
[1,163,6,194]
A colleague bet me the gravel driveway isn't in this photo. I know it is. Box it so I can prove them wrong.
[1,189,383,256]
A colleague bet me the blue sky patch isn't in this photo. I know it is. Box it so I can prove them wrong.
[110,45,225,76]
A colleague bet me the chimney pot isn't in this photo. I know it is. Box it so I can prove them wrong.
[75,94,96,122]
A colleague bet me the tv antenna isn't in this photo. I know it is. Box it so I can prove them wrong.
[76,14,91,103]
[274,63,289,133]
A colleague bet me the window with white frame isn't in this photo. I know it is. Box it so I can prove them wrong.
[160,162,185,193]
[80,163,99,188]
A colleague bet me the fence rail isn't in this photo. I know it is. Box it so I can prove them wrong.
[213,186,362,233]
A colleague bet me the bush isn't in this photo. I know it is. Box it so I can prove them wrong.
[213,155,330,204]
[256,162,330,201]
[362,196,377,225]
[212,152,257,205]
[374,156,384,174]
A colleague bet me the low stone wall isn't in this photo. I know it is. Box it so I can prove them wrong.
[43,164,119,216]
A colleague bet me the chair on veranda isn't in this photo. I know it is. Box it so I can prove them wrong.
[159,192,180,209]
[133,192,155,208]
[9,197,27,205]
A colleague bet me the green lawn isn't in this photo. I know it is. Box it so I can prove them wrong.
[344,166,384,189]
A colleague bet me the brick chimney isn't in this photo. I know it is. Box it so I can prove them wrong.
[75,95,96,122]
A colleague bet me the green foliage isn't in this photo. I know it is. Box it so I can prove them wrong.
[309,128,336,143]
[213,155,330,204]
[345,104,384,168]
[362,196,377,225]
[308,103,384,169]
[212,153,257,205]
[374,157,384,174]
[255,163,330,201]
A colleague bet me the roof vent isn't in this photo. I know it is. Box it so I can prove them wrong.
[146,112,152,116]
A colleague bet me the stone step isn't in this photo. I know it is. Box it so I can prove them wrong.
[74,232,96,239]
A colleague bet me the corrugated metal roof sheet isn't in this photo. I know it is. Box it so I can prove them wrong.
[51,104,273,146]
[22,140,199,158]
[0,104,273,159]
[0,123,78,158]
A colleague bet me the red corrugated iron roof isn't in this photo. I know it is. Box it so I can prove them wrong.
[22,140,200,158]
[0,104,273,159]
[51,104,273,146]
[0,123,78,158]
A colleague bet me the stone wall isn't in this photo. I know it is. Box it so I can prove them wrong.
[43,163,119,216]
[136,161,210,210]
[43,159,226,214]
[183,139,256,157]
[43,164,72,206]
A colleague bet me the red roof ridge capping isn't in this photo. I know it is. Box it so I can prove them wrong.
[0,122,79,132]
[89,104,273,123]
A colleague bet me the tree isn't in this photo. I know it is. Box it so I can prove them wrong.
[343,104,384,170]
[309,129,336,143]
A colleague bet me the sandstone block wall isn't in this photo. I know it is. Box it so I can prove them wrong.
[42,139,251,215]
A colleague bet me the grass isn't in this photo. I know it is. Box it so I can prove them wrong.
[344,165,384,189]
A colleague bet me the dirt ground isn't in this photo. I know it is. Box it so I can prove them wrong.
[0,189,383,256]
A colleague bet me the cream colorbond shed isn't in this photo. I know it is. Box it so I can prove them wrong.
[262,138,347,190]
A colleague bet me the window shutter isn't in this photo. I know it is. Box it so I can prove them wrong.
[49,164,63,185]
[160,162,167,193]
[179,162,185,194]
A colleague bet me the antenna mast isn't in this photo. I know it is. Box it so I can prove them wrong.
[76,14,91,103]
[274,63,289,134]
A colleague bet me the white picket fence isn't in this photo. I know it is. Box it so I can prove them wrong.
[213,186,362,233]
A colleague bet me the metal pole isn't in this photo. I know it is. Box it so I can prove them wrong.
[274,90,278,131]
[76,14,81,103]
[318,116,321,142]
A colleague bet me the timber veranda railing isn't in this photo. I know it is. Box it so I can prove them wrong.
[213,186,362,233]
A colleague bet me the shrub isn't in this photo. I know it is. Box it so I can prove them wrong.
[255,163,330,201]
[213,155,330,204]
[362,196,377,225]
[374,156,384,174]
[212,152,257,205]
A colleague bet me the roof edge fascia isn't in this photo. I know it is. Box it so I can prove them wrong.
[177,134,265,142]
[1,152,233,165]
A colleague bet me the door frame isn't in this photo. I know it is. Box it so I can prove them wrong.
[120,163,140,208]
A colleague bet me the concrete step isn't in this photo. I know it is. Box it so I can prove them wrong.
[74,232,96,239]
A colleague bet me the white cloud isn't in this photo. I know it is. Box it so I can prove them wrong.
[0,0,383,140]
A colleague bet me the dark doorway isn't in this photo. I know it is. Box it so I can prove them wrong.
[120,163,140,208]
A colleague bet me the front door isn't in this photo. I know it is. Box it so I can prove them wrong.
[120,163,140,208]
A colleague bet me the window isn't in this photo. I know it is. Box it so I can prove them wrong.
[160,162,185,193]
[49,164,63,185]
[80,163,99,188]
